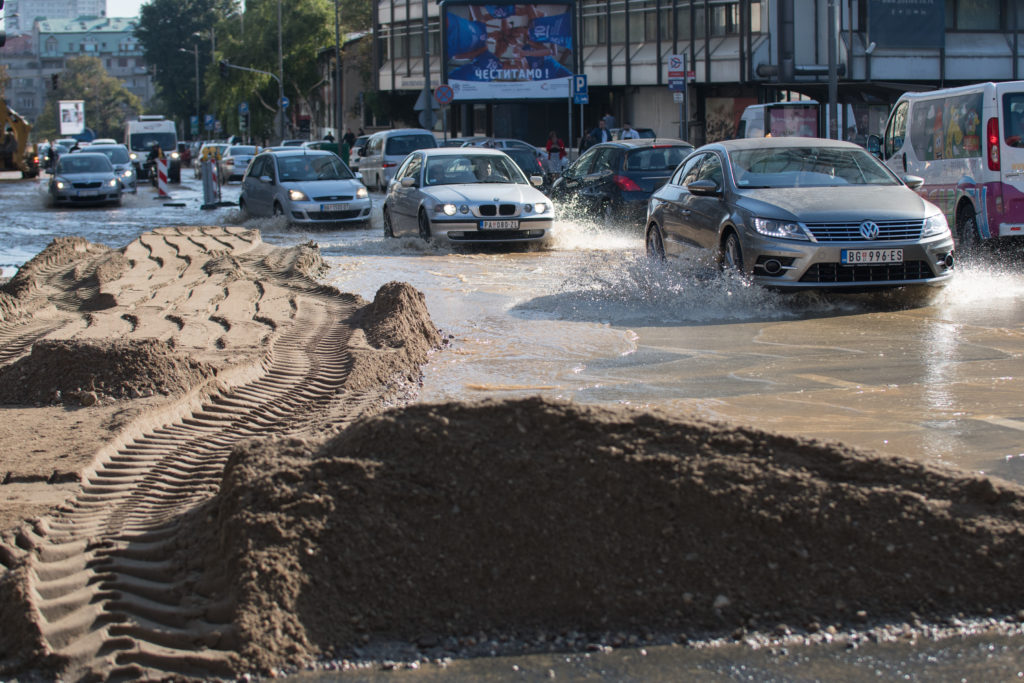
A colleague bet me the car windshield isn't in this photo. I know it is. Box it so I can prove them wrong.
[505,149,542,174]
[424,154,527,185]
[624,146,689,171]
[385,134,436,156]
[228,146,257,155]
[277,154,354,181]
[89,146,130,164]
[128,132,176,153]
[730,146,898,188]
[58,155,112,173]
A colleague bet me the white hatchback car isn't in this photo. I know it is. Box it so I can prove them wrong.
[382,147,554,246]
[240,149,371,227]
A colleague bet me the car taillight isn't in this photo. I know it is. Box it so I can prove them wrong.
[613,174,642,192]
[383,162,397,168]
[987,117,1000,171]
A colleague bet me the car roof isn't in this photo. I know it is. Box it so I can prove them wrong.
[417,147,511,157]
[591,138,694,150]
[255,148,336,157]
[711,136,863,152]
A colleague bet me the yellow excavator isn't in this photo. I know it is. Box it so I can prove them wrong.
[0,98,38,178]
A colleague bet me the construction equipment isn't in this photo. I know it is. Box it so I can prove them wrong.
[0,98,38,177]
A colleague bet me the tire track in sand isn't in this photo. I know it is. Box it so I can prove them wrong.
[17,255,367,680]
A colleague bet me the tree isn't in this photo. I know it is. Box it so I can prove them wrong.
[135,0,234,128]
[33,56,142,140]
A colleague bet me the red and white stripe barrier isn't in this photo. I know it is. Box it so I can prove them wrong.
[156,158,171,198]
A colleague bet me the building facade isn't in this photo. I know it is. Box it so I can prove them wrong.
[370,0,1024,148]
[1,16,153,123]
[3,0,107,34]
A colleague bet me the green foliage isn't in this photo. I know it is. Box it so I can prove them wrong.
[32,56,142,140]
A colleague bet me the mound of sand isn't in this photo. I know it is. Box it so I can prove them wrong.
[0,338,218,405]
[199,397,1024,670]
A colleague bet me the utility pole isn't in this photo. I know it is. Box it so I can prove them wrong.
[277,0,285,141]
[827,0,838,139]
[421,0,432,130]
[334,0,343,138]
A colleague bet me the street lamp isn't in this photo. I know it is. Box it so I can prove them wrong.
[178,44,199,139]
[334,0,342,139]
[277,0,285,141]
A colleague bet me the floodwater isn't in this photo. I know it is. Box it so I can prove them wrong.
[4,174,1024,679]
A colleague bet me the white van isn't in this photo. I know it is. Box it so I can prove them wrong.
[358,128,437,192]
[876,81,1024,248]
[124,115,180,183]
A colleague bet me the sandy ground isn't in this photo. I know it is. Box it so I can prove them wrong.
[2,227,1024,680]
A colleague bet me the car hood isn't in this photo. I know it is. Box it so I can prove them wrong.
[282,178,364,198]
[735,185,938,222]
[55,172,116,183]
[424,183,547,203]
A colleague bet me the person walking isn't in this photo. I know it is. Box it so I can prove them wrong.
[620,122,640,140]
[588,119,611,146]
[545,130,567,174]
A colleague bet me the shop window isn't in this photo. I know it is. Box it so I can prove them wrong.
[945,0,1001,30]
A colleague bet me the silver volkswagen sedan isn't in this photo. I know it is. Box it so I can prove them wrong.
[239,149,371,227]
[645,137,955,290]
[48,152,123,207]
[382,148,554,245]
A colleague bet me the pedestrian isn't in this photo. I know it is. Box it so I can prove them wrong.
[343,128,356,147]
[324,132,335,142]
[545,130,566,173]
[357,127,365,137]
[588,119,611,146]
[620,122,640,140]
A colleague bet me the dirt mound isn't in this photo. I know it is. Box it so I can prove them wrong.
[205,397,1024,671]
[0,338,218,405]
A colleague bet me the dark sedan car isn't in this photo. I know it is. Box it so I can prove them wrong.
[644,137,955,291]
[549,138,693,224]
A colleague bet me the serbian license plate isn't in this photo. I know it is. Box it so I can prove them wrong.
[841,248,903,265]
[321,203,349,212]
[78,190,99,197]
[480,220,519,230]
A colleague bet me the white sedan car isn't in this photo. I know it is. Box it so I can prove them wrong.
[382,148,554,246]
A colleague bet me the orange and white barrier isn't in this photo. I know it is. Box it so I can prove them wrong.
[156,158,171,198]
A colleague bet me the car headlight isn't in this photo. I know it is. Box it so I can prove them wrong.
[288,189,309,201]
[437,203,457,216]
[356,186,368,199]
[533,202,549,213]
[54,178,68,190]
[107,178,119,187]
[922,212,950,238]
[752,217,810,241]
[121,169,134,178]
[170,152,180,160]
[129,152,138,161]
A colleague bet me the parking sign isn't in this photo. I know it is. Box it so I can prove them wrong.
[573,74,588,104]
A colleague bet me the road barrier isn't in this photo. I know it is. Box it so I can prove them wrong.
[155,158,171,198]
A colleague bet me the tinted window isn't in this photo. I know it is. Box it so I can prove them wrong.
[908,92,983,161]
[696,154,723,185]
[625,146,690,171]
[884,101,909,159]
[730,146,898,187]
[591,148,618,174]
[127,132,176,152]
[89,146,130,164]
[676,153,704,185]
[58,155,113,173]
[424,154,527,185]
[505,148,542,175]
[1003,93,1024,147]
[276,154,354,181]
[385,134,436,156]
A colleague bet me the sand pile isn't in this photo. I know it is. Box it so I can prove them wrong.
[0,338,218,405]
[200,397,1024,671]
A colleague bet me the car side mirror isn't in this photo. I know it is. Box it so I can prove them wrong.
[530,175,543,186]
[903,174,924,190]
[401,177,415,188]
[355,172,363,180]
[866,134,882,157]
[687,179,721,196]
[259,175,273,184]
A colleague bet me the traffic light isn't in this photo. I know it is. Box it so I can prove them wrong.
[219,60,229,78]
[51,73,59,89]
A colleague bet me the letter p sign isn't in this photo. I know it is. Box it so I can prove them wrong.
[573,74,588,96]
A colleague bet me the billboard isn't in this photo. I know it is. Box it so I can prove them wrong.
[443,2,573,100]
[59,100,85,136]
[869,0,944,49]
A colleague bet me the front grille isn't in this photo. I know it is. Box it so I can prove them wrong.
[73,181,103,189]
[800,261,933,283]
[804,219,924,242]
[449,229,545,241]
[305,209,363,220]
[478,204,519,217]
[312,195,355,201]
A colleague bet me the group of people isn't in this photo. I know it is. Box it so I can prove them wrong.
[541,111,642,173]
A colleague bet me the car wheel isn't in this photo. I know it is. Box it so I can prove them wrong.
[383,207,395,238]
[418,210,432,243]
[645,223,666,260]
[956,206,980,255]
[720,231,744,273]
[599,199,613,223]
[273,202,284,217]
[239,197,249,218]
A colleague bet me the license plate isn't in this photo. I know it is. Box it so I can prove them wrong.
[480,220,519,230]
[321,203,349,211]
[841,248,903,265]
[78,190,99,197]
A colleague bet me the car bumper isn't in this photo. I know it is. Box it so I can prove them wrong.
[288,198,373,224]
[430,217,554,244]
[745,232,956,290]
[51,189,121,205]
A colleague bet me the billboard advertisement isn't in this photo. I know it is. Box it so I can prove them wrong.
[869,0,944,49]
[443,2,573,100]
[59,100,85,136]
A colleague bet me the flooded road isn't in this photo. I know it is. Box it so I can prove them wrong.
[3,174,1024,679]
